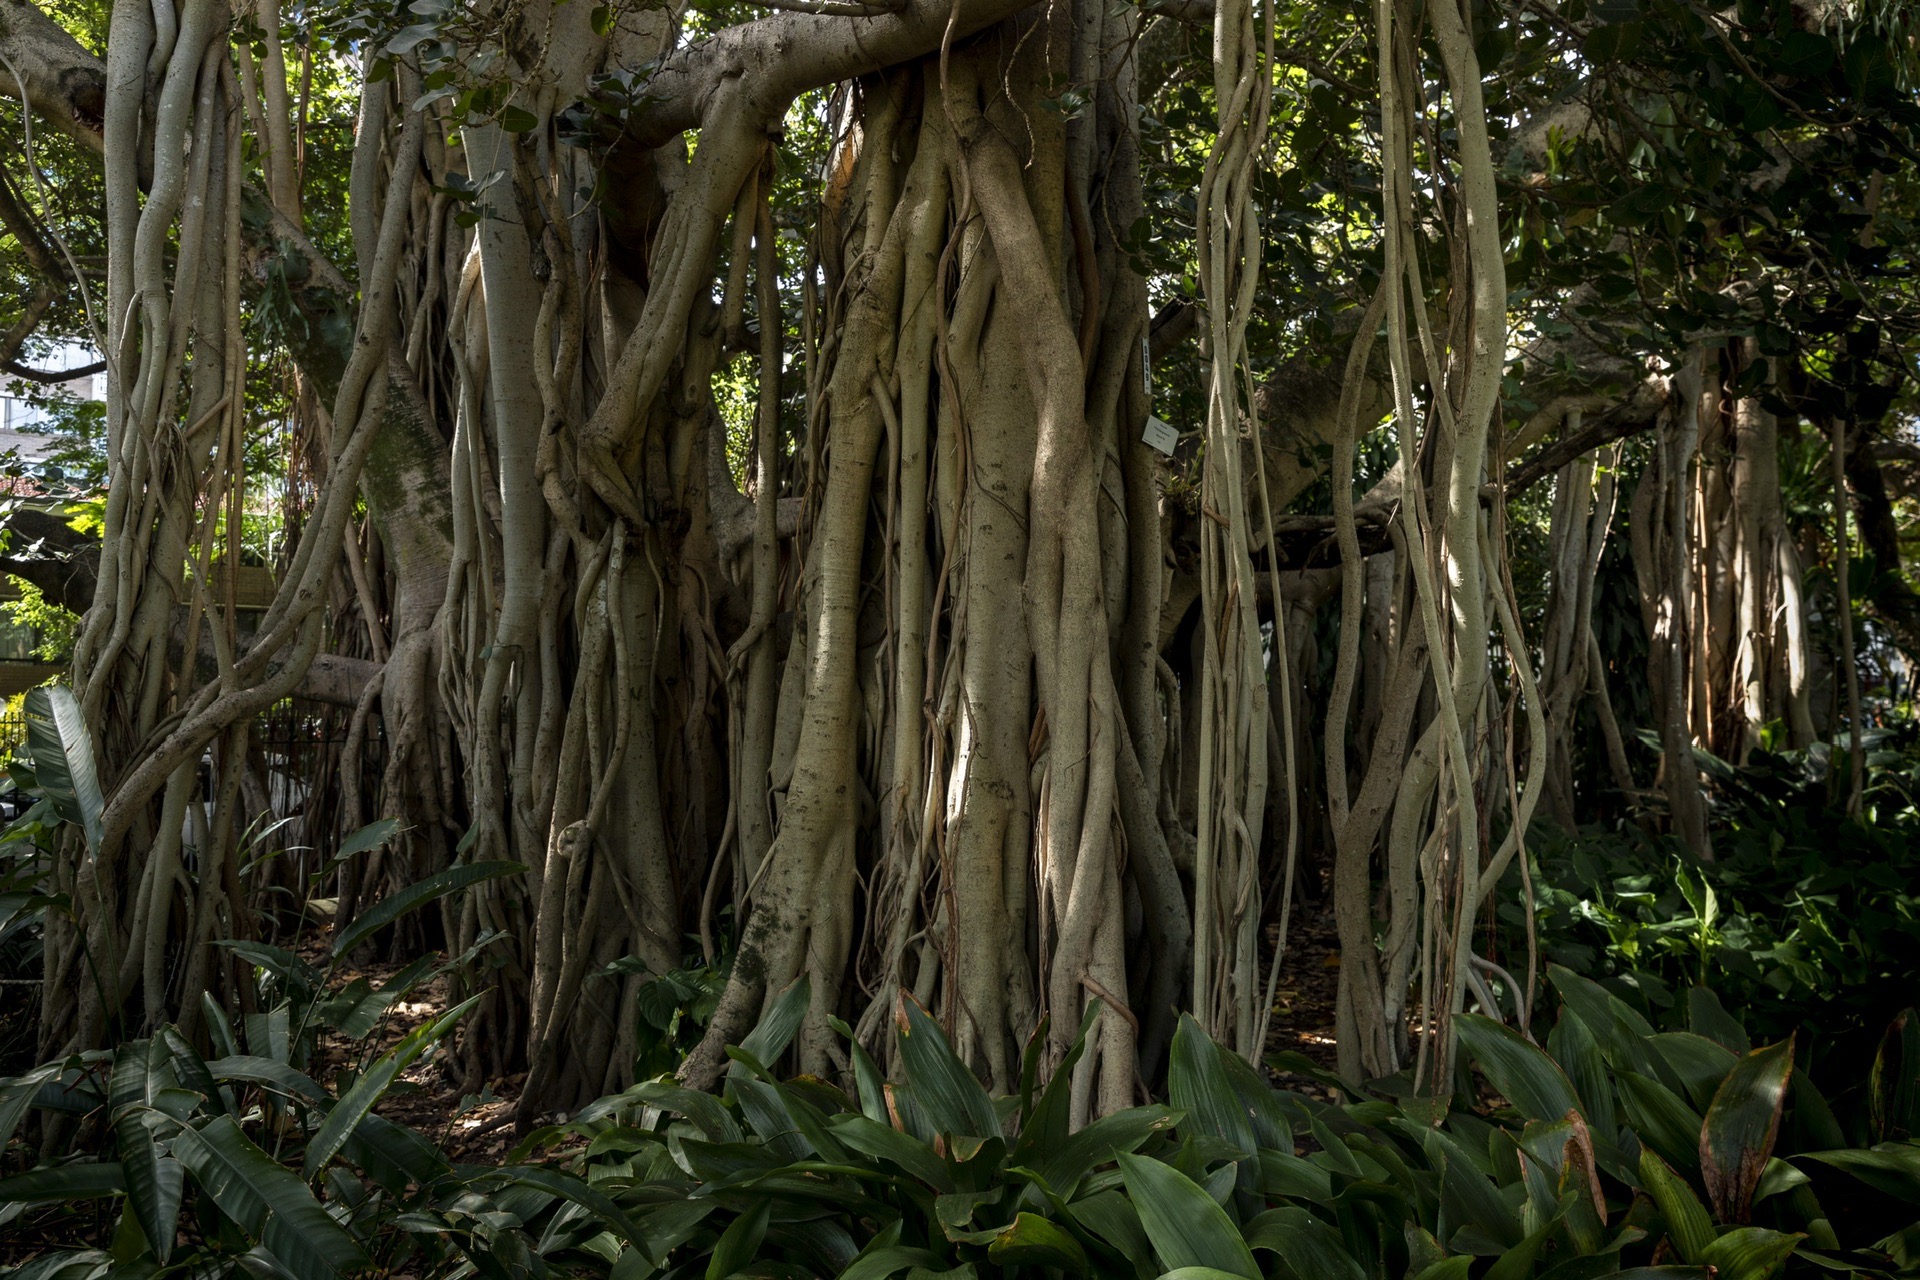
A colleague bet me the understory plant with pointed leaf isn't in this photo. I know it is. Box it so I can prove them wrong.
[4,960,1918,1279]
[0,829,552,1280]
[426,975,1920,1280]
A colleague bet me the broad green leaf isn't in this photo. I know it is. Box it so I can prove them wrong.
[207,1056,328,1103]
[1156,1270,1257,1280]
[988,1212,1089,1273]
[216,940,322,993]
[1752,1157,1809,1204]
[332,861,523,956]
[629,1079,743,1143]
[1457,1013,1585,1124]
[200,993,240,1059]
[1169,1014,1255,1158]
[169,1116,365,1280]
[1697,1227,1802,1280]
[1649,1034,1738,1111]
[340,1111,450,1194]
[499,1165,650,1252]
[735,976,809,1073]
[0,1064,66,1160]
[0,1162,125,1201]
[305,994,477,1177]
[1013,1001,1101,1168]
[335,818,402,860]
[1243,1206,1365,1280]
[1685,988,1750,1055]
[841,1246,947,1280]
[1484,1198,1569,1280]
[1637,1148,1715,1264]
[1700,1038,1794,1223]
[1870,1010,1920,1144]
[1069,1189,1154,1274]
[1549,967,1673,1087]
[1116,1153,1259,1280]
[1618,1071,1705,1174]
[705,1199,769,1280]
[1,1250,116,1280]
[1797,1144,1920,1203]
[23,686,103,853]
[109,1039,183,1264]
[1256,1148,1334,1202]
[1420,1127,1522,1249]
[322,954,437,1039]
[833,1113,955,1191]
[1030,1104,1182,1198]
[1550,1006,1618,1143]
[895,993,999,1140]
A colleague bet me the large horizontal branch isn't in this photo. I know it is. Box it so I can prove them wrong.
[0,0,105,153]
[612,0,1043,148]
[4,358,104,384]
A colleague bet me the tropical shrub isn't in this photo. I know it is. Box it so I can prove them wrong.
[1515,731,1920,1066]
[3,970,1919,1279]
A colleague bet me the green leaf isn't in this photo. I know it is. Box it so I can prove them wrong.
[1870,1010,1920,1143]
[24,686,104,853]
[332,861,522,957]
[1685,988,1749,1055]
[833,1114,955,1192]
[590,3,614,34]
[340,1112,450,1194]
[1013,1002,1101,1167]
[895,993,999,1140]
[169,1116,365,1280]
[1484,1197,1569,1280]
[1697,1227,1802,1280]
[159,1026,228,1119]
[1116,1153,1259,1280]
[1243,1206,1365,1280]
[840,1245,948,1280]
[334,818,402,861]
[0,1162,125,1202]
[1618,1071,1705,1174]
[110,1039,183,1264]
[1797,1145,1920,1203]
[1637,1148,1715,1265]
[1700,1038,1793,1223]
[988,1212,1089,1273]
[736,976,810,1072]
[305,994,477,1177]
[206,1056,328,1103]
[1030,1104,1182,1198]
[1457,1013,1585,1125]
[1169,1014,1255,1158]
[705,1199,770,1280]
[500,104,539,132]
[1649,1034,1738,1112]
[0,1064,65,1155]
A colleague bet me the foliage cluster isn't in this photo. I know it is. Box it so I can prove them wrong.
[1514,732,1920,1067]
[2,962,1919,1280]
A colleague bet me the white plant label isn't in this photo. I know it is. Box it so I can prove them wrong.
[1143,416,1179,456]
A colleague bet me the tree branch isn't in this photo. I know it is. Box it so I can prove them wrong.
[3,357,104,384]
[0,0,105,154]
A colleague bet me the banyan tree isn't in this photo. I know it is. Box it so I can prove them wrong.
[0,0,1913,1118]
